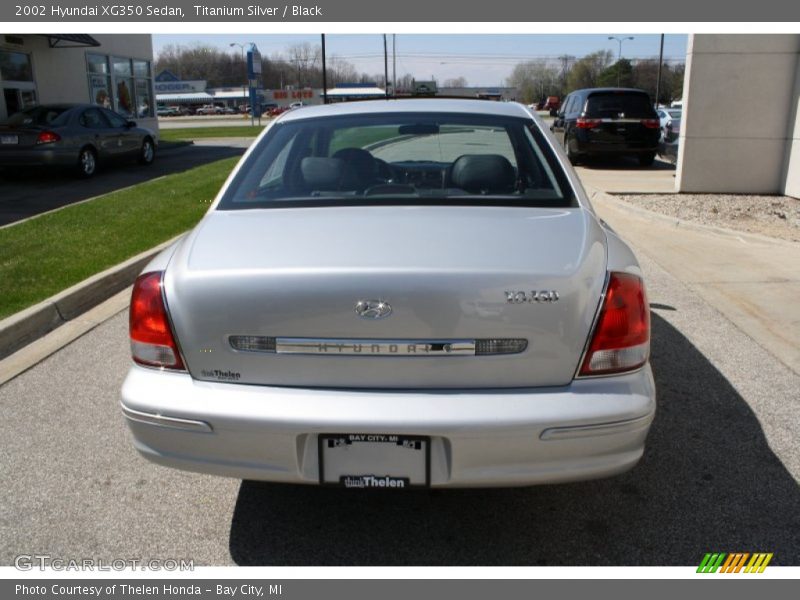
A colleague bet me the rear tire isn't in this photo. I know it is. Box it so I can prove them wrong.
[77,147,97,178]
[566,135,581,165]
[638,152,656,167]
[138,137,155,165]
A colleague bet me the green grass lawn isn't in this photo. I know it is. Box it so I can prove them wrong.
[0,157,238,320]
[159,126,265,142]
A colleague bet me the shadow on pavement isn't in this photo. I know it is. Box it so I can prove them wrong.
[0,143,246,226]
[228,313,800,565]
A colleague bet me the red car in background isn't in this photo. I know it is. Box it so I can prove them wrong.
[544,96,561,115]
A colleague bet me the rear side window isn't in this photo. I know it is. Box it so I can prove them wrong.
[586,92,654,118]
[79,109,109,129]
[217,112,576,210]
[4,106,70,126]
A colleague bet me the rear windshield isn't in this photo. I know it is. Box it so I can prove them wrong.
[217,112,576,209]
[585,92,655,118]
[4,106,71,127]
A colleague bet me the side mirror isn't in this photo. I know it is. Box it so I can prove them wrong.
[126,120,136,128]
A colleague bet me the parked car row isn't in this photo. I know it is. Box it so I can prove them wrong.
[156,102,307,118]
[195,104,238,116]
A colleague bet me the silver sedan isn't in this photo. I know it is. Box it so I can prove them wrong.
[121,99,655,489]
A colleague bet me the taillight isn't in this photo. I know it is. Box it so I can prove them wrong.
[129,271,185,370]
[576,118,602,129]
[579,272,650,377]
[36,130,61,144]
[640,119,660,129]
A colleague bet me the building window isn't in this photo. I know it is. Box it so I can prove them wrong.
[0,50,33,81]
[87,54,112,108]
[86,53,153,118]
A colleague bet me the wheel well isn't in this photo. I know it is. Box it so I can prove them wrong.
[79,144,97,158]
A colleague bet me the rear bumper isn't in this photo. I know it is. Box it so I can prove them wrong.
[0,147,76,167]
[573,134,658,156]
[120,364,656,488]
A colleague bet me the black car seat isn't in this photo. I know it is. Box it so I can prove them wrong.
[331,148,381,190]
[450,154,516,194]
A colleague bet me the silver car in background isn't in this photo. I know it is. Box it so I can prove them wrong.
[121,99,655,489]
[0,103,157,177]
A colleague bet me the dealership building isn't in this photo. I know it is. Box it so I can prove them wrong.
[678,34,799,198]
[0,33,156,131]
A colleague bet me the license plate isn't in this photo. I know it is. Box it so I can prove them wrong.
[319,433,430,489]
[0,135,18,145]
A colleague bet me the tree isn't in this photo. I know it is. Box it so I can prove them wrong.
[565,50,614,92]
[327,55,359,86]
[506,59,560,104]
[287,43,321,88]
[670,63,686,102]
[443,76,468,88]
[598,58,633,88]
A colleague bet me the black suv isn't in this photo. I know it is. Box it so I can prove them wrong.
[550,88,661,166]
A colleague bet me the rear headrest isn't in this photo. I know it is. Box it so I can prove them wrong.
[451,154,515,194]
[300,157,352,190]
[332,148,378,182]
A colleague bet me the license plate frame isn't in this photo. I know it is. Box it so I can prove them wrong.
[318,433,431,489]
[0,134,19,145]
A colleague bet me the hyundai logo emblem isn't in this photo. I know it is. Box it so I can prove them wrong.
[355,300,392,320]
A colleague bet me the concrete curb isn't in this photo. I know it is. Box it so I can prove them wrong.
[586,187,799,248]
[0,235,182,361]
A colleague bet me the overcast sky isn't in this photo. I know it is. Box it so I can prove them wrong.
[153,34,688,86]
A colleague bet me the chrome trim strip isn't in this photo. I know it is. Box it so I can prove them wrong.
[121,405,213,433]
[275,338,476,356]
[540,415,653,441]
[598,118,650,124]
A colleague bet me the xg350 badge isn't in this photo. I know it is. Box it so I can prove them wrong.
[355,299,393,319]
[505,290,559,304]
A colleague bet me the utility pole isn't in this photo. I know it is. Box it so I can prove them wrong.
[383,34,389,98]
[321,33,328,104]
[392,34,396,97]
[655,33,665,107]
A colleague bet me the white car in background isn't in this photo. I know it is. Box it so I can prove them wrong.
[656,106,682,140]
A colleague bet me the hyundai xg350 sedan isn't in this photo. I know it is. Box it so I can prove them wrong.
[120,99,655,489]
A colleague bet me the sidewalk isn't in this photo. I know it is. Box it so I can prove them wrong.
[574,159,677,193]
[588,189,800,375]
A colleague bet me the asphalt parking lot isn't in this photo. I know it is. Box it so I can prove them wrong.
[0,247,797,566]
[0,140,248,227]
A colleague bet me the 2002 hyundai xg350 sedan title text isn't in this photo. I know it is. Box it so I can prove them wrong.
[120,99,655,489]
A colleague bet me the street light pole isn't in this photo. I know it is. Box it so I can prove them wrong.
[229,42,246,114]
[608,36,634,87]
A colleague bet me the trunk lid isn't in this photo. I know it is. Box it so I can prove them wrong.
[165,205,607,389]
[0,125,45,149]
